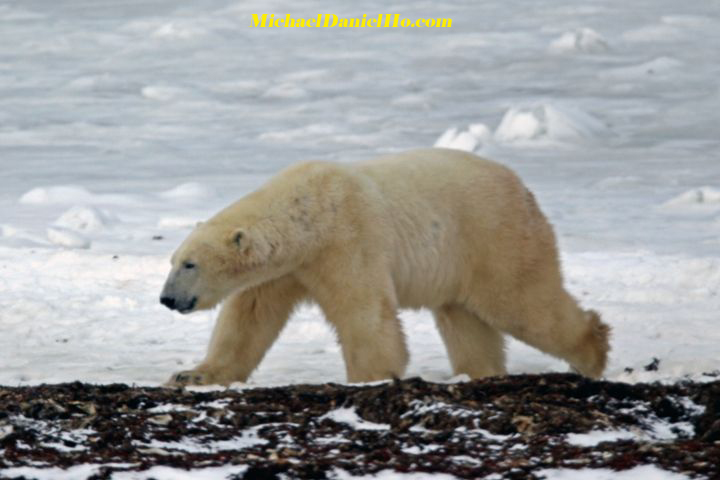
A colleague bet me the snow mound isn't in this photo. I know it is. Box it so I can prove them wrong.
[663,187,720,208]
[494,104,607,144]
[47,226,91,249]
[54,206,115,232]
[434,124,491,152]
[20,186,94,205]
[549,28,609,54]
[19,186,137,206]
[158,183,214,201]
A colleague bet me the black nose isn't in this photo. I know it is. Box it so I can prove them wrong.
[160,296,176,310]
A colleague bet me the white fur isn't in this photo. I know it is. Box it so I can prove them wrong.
[162,148,609,386]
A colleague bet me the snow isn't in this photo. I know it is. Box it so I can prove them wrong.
[538,465,690,480]
[116,465,249,480]
[549,28,609,54]
[0,0,717,408]
[0,465,116,480]
[493,103,609,144]
[54,206,116,232]
[134,429,267,454]
[46,225,91,249]
[566,429,648,447]
[333,470,458,480]
[320,407,391,431]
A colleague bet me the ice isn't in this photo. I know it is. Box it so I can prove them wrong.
[663,187,720,208]
[46,226,91,249]
[54,206,114,232]
[0,0,717,395]
[434,124,491,152]
[20,186,96,206]
[152,22,208,40]
[157,216,201,229]
[494,104,608,144]
[262,83,309,99]
[600,57,682,79]
[549,28,609,54]
[140,85,187,101]
[622,25,682,43]
[390,94,431,109]
[259,123,338,142]
[19,186,138,207]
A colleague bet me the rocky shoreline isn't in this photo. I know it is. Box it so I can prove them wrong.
[1,374,718,479]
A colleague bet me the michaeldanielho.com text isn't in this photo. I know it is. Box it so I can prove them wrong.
[251,14,452,28]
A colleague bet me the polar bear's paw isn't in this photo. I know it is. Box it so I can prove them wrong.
[165,370,213,387]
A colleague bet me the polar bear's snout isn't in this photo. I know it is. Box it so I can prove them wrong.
[159,295,176,309]
[159,291,198,313]
[160,269,199,314]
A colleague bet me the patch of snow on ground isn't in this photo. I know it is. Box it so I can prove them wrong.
[333,469,459,480]
[320,407,390,431]
[46,226,91,249]
[0,465,121,480]
[135,431,267,454]
[566,429,642,447]
[538,465,690,480]
[112,465,249,480]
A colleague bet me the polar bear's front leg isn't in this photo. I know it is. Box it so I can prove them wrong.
[319,292,409,383]
[166,275,307,387]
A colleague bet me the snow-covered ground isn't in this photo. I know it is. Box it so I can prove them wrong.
[1,0,719,392]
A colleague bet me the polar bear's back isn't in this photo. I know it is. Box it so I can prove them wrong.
[355,148,522,211]
[354,148,534,235]
[353,148,555,309]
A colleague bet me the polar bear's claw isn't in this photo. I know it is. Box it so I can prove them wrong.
[165,370,208,387]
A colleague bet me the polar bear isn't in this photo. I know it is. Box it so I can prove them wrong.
[160,148,609,386]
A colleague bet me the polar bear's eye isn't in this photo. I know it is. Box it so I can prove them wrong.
[183,261,196,270]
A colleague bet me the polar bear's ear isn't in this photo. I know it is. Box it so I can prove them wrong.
[230,227,273,264]
[231,228,245,248]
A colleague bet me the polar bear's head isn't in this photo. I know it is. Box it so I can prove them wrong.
[159,220,278,314]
